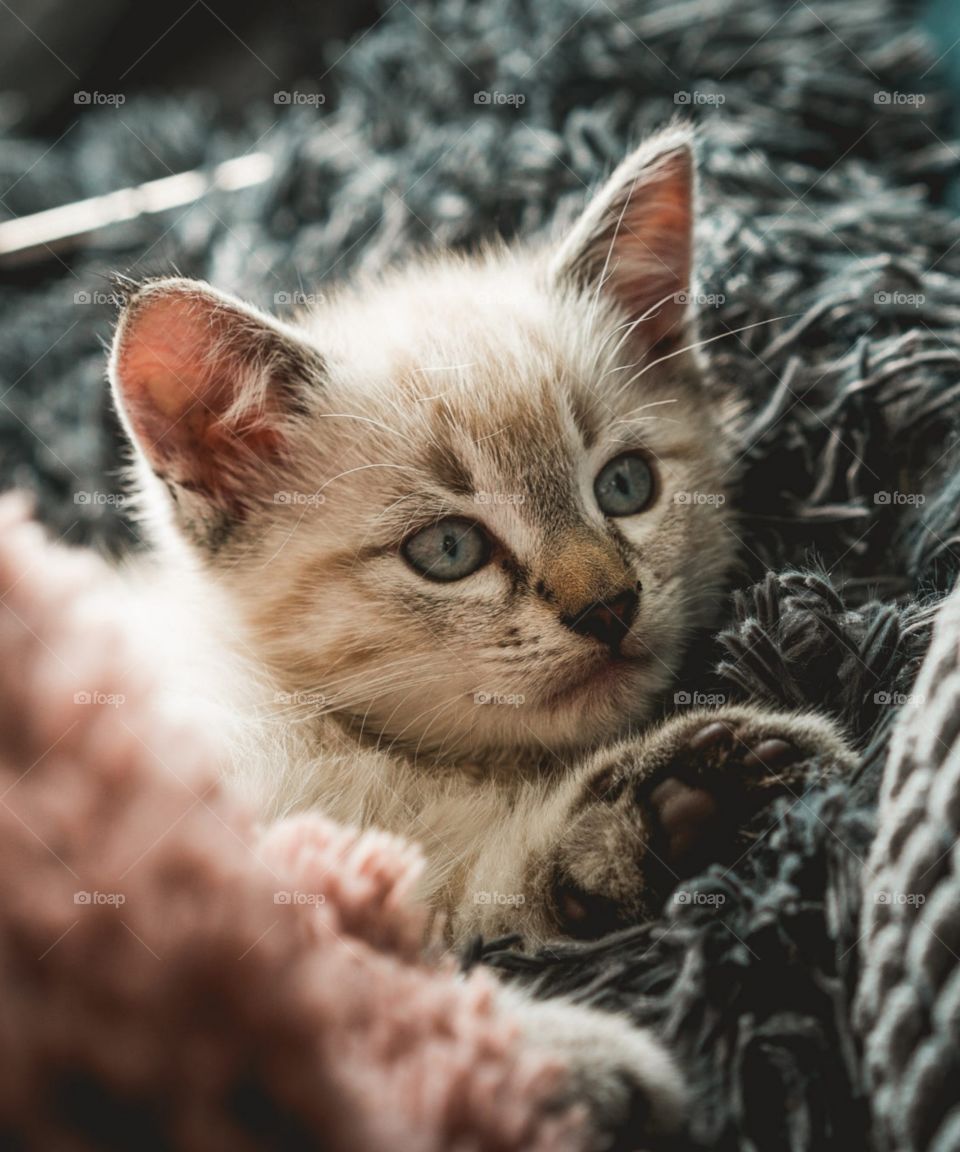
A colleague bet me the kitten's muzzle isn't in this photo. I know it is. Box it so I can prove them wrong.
[562,587,639,653]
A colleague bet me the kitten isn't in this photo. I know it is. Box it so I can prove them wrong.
[108,123,853,1144]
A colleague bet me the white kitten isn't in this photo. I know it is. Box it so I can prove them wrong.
[108,123,854,1146]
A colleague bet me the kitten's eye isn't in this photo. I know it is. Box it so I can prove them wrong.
[402,517,491,582]
[594,452,655,517]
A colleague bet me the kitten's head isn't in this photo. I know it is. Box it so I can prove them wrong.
[110,125,740,761]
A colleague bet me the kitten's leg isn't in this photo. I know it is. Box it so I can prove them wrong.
[497,983,685,1152]
[463,705,855,942]
[459,793,688,1151]
[552,705,855,938]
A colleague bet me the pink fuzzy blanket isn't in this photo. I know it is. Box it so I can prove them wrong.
[0,494,587,1151]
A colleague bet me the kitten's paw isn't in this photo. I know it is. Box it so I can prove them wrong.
[499,985,685,1151]
[549,706,854,938]
[642,708,850,874]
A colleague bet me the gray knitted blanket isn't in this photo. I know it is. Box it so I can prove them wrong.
[2,1,960,1149]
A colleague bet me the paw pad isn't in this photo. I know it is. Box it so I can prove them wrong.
[552,875,626,939]
[687,720,801,774]
[647,722,802,876]
[648,777,720,872]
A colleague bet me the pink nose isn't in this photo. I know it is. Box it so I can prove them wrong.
[562,588,639,651]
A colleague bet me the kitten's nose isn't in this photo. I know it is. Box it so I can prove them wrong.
[563,588,639,652]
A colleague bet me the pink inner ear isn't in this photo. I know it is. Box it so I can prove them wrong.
[608,151,693,347]
[114,287,285,503]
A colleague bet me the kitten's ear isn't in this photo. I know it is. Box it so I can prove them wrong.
[109,278,323,516]
[551,126,695,348]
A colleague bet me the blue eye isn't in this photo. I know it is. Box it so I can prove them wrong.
[402,517,491,582]
[594,452,654,517]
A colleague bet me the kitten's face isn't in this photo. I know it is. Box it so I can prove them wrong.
[110,126,740,760]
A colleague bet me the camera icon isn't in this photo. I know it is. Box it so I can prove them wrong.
[274,292,290,304]
[874,291,890,304]
[73,691,92,704]
[674,91,691,105]
[874,91,891,105]
[73,290,91,304]
[874,491,891,505]
[674,891,691,904]
[74,891,92,904]
[673,491,691,504]
[474,91,491,104]
[274,91,291,105]
[673,691,691,705]
[874,891,891,904]
[273,891,292,904]
[74,91,91,105]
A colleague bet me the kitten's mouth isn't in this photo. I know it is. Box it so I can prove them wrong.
[542,653,648,709]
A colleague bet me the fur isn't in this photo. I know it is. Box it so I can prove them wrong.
[106,126,854,950]
[0,491,685,1152]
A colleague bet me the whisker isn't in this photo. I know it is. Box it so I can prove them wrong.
[318,462,419,494]
[612,398,680,418]
[609,313,800,404]
[285,670,456,728]
[267,654,437,714]
[375,685,465,757]
[597,290,681,367]
[410,693,474,760]
[586,178,637,329]
[612,313,800,383]
[315,412,416,445]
